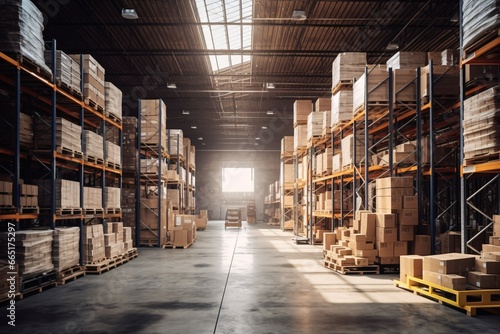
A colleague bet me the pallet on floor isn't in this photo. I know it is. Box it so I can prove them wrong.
[323,260,380,275]
[19,271,57,299]
[394,275,500,316]
[84,257,120,275]
[162,239,195,249]
[56,265,85,285]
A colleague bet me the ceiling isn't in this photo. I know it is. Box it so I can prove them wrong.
[38,0,460,151]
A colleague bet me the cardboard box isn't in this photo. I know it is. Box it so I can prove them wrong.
[195,218,207,230]
[490,236,500,246]
[483,244,500,253]
[353,257,369,266]
[403,196,418,209]
[482,252,500,261]
[376,196,403,212]
[467,271,497,289]
[475,258,500,274]
[350,233,366,243]
[442,274,466,291]
[173,230,188,247]
[323,233,337,251]
[376,227,398,243]
[375,176,414,189]
[350,240,375,251]
[412,235,431,255]
[377,257,400,265]
[393,241,408,257]
[377,242,394,257]
[400,255,424,282]
[423,270,442,286]
[423,253,476,275]
[441,231,462,253]
[398,209,418,226]
[376,187,414,197]
[376,213,396,228]
[360,212,376,242]
[493,215,500,236]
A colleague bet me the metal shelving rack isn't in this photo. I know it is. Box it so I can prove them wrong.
[459,0,500,253]
[0,45,123,264]
[280,149,294,230]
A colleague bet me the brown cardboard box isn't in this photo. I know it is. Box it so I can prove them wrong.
[350,240,375,251]
[350,233,366,242]
[323,233,337,251]
[200,209,208,218]
[376,213,396,228]
[195,218,207,230]
[355,249,378,264]
[377,242,394,257]
[475,258,500,274]
[376,196,403,212]
[360,212,377,242]
[423,253,476,275]
[493,215,500,236]
[423,270,442,286]
[490,236,500,246]
[338,257,356,266]
[375,176,414,189]
[173,229,188,247]
[403,196,418,209]
[398,209,418,226]
[442,274,466,291]
[377,257,400,265]
[393,241,408,257]
[398,225,415,242]
[482,252,500,261]
[467,271,497,289]
[340,229,351,241]
[400,255,424,282]
[441,231,462,253]
[376,227,398,243]
[412,235,431,255]
[353,257,369,266]
[483,244,500,253]
[376,187,414,197]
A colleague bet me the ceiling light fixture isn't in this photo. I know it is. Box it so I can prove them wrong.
[121,9,138,20]
[253,9,307,21]
[291,10,307,20]
[255,137,260,140]
[167,83,177,89]
[191,126,197,129]
[266,83,275,89]
[198,137,203,140]
[261,126,267,129]
[386,42,399,51]
[267,111,274,115]
[182,110,190,115]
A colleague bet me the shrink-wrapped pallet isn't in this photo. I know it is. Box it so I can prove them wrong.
[84,186,102,209]
[332,52,366,89]
[352,65,388,114]
[386,52,426,70]
[463,0,500,50]
[294,125,307,152]
[44,50,81,94]
[105,141,121,166]
[0,0,52,74]
[307,112,324,141]
[70,54,105,108]
[0,230,54,278]
[35,179,80,209]
[141,99,167,151]
[34,117,82,153]
[168,129,184,157]
[83,130,104,160]
[104,187,121,209]
[463,85,500,161]
[52,227,80,272]
[104,81,122,120]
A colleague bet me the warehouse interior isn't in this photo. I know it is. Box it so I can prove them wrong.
[2,0,500,332]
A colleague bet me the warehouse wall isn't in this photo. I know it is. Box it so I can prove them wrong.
[196,150,280,220]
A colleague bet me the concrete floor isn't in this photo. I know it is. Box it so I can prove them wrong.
[2,221,500,334]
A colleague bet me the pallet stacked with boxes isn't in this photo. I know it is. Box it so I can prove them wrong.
[70,54,105,110]
[167,213,197,248]
[280,136,294,230]
[247,201,256,224]
[139,185,168,246]
[82,225,106,264]
[34,117,82,156]
[293,100,311,155]
[52,227,80,273]
[83,130,104,165]
[19,182,38,213]
[44,50,81,95]
[36,179,81,215]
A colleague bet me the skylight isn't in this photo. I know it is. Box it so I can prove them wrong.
[195,0,253,73]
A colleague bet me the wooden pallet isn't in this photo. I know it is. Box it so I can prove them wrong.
[105,161,121,170]
[85,155,104,165]
[19,271,57,299]
[55,207,82,216]
[463,28,500,60]
[332,80,354,95]
[57,80,82,99]
[19,206,39,214]
[323,260,380,275]
[85,256,124,275]
[84,97,104,113]
[0,205,16,213]
[163,239,195,249]
[105,207,121,214]
[84,208,104,215]
[464,152,500,166]
[394,275,500,316]
[55,146,84,158]
[14,53,53,81]
[105,111,122,124]
[56,265,85,285]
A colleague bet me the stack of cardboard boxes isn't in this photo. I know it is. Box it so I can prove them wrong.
[71,54,105,108]
[0,180,12,207]
[52,227,80,272]
[168,129,183,157]
[169,214,197,248]
[83,186,103,212]
[103,222,125,259]
[83,225,106,263]
[247,202,256,225]
[195,210,208,230]
[104,186,121,212]
[36,179,81,211]
[45,50,81,95]
[123,226,134,251]
[141,99,167,151]
[104,81,122,121]
[105,140,121,168]
[34,117,82,154]
[293,100,311,153]
[19,183,38,209]
[82,130,104,162]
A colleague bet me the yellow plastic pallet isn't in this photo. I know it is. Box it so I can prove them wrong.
[394,275,500,316]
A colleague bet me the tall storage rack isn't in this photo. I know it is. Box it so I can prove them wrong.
[0,46,122,264]
[303,59,462,252]
[459,0,500,254]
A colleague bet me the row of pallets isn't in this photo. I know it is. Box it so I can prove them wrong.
[0,248,138,303]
